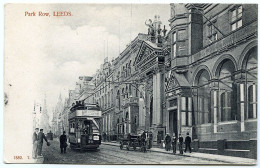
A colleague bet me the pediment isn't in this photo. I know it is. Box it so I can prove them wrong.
[166,75,180,91]
[165,72,191,91]
[134,41,154,66]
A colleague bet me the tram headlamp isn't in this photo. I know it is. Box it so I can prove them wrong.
[77,138,81,143]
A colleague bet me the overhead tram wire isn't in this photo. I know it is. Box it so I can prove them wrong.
[82,4,144,104]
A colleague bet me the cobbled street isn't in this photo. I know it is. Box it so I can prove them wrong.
[42,139,226,164]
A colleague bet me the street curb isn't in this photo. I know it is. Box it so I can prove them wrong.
[101,142,256,164]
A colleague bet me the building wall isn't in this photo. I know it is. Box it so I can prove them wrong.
[166,3,257,142]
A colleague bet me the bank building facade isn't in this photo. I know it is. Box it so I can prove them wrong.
[72,3,257,158]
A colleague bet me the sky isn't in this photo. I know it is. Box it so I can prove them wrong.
[4,3,171,119]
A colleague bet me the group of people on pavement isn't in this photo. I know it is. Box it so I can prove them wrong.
[32,128,49,159]
[33,128,68,159]
[164,132,192,155]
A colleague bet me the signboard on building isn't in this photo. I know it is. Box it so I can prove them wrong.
[76,110,102,117]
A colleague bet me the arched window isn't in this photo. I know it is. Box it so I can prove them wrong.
[126,86,128,98]
[244,47,257,119]
[117,90,120,110]
[128,61,132,76]
[108,92,110,107]
[111,89,114,105]
[216,59,237,121]
[134,116,137,124]
[122,88,125,99]
[101,96,104,108]
[125,112,129,120]
[150,97,153,127]
[194,69,212,124]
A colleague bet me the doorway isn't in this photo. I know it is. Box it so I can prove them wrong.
[169,110,178,137]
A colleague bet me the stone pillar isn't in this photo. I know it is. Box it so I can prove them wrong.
[152,71,163,126]
[153,73,157,126]
[177,94,181,134]
[128,106,131,134]
[213,90,218,133]
[188,97,192,126]
[240,83,245,132]
[253,84,257,118]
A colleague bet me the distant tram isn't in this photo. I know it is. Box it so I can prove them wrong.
[68,101,102,150]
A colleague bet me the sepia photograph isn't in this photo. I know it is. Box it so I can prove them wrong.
[3,1,258,165]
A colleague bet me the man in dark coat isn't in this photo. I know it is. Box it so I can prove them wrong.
[165,133,171,151]
[185,133,192,153]
[178,134,184,154]
[171,134,177,154]
[60,131,67,154]
[37,129,48,157]
[32,128,39,159]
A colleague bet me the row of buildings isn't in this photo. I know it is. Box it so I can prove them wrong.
[32,97,51,134]
[56,3,257,158]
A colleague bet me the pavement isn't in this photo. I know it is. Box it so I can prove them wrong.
[102,141,257,165]
[32,156,44,163]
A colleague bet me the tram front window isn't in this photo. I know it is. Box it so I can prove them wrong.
[83,120,92,135]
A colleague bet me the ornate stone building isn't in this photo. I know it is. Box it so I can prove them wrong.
[66,3,257,158]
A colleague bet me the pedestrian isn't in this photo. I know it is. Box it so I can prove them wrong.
[165,133,171,151]
[60,131,67,154]
[37,129,48,157]
[171,134,177,154]
[185,133,192,153]
[32,128,39,159]
[178,134,184,154]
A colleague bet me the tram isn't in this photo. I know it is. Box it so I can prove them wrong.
[68,101,102,150]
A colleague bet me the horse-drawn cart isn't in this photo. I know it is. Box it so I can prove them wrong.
[119,133,147,152]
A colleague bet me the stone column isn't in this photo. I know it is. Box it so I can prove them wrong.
[213,90,218,133]
[253,84,257,118]
[153,73,157,126]
[240,83,245,132]
[188,97,192,126]
[128,106,131,133]
[152,71,163,126]
[177,94,181,134]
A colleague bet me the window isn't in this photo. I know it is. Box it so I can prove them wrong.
[172,32,177,58]
[208,22,218,43]
[134,116,137,124]
[231,6,243,31]
[217,59,237,122]
[194,70,212,124]
[245,47,257,119]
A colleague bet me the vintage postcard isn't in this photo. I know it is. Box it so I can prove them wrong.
[3,2,258,165]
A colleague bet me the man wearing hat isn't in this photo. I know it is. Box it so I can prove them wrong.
[32,128,39,159]
[38,129,48,157]
[164,133,171,151]
[171,133,177,154]
[184,132,192,153]
[178,134,184,154]
[60,131,67,154]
